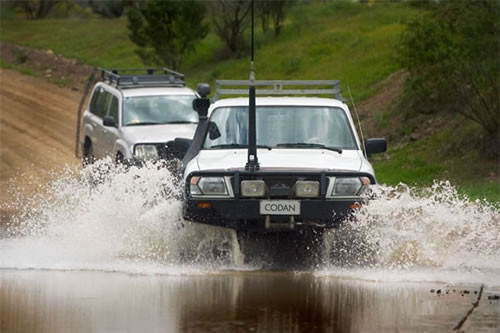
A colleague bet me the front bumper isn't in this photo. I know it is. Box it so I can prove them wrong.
[183,169,373,232]
[184,198,360,231]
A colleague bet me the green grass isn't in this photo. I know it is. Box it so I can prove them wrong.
[1,1,496,201]
[0,58,38,77]
[0,1,420,102]
[372,118,499,202]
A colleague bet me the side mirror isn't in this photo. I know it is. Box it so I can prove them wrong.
[208,121,221,140]
[365,138,387,157]
[103,115,117,127]
[166,138,193,160]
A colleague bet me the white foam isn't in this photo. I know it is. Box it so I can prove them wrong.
[319,182,500,286]
[2,165,499,285]
[0,161,246,274]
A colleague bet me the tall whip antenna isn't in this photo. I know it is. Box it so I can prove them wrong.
[250,0,255,81]
[245,0,259,171]
[347,86,367,157]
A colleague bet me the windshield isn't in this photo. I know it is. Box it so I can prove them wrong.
[203,106,357,150]
[122,95,198,126]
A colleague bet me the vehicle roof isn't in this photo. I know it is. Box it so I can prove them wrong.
[210,97,348,109]
[97,83,196,97]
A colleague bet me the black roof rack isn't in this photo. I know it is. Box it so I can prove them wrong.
[98,67,185,88]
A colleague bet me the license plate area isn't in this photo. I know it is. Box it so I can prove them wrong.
[259,200,300,215]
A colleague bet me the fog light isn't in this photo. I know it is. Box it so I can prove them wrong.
[296,181,320,198]
[241,180,266,197]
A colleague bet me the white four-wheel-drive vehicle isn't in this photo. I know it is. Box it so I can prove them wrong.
[77,68,198,166]
[174,80,387,233]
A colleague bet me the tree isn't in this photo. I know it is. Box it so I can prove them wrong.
[14,0,61,19]
[398,0,499,155]
[88,0,126,18]
[210,0,252,54]
[127,0,208,70]
[258,0,289,36]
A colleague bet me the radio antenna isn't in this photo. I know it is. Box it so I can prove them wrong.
[246,0,259,171]
[347,86,367,157]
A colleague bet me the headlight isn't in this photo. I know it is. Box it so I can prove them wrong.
[241,180,266,197]
[134,144,159,160]
[190,176,229,196]
[295,181,320,198]
[331,177,370,196]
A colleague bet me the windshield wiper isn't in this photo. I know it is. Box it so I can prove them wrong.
[276,143,342,154]
[209,144,272,150]
[162,121,198,124]
[125,122,162,126]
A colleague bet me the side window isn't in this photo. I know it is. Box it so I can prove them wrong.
[89,87,102,115]
[95,90,112,119]
[108,96,119,122]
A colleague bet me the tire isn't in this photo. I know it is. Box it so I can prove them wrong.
[82,138,95,167]
[115,152,124,165]
[237,228,326,269]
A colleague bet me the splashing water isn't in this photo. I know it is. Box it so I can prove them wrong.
[320,182,500,286]
[0,161,244,274]
[1,163,499,285]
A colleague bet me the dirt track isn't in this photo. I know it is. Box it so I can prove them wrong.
[0,69,79,209]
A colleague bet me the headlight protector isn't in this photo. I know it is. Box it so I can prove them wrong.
[331,177,370,196]
[134,144,159,160]
[190,176,229,196]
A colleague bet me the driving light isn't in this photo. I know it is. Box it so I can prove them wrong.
[295,181,320,198]
[332,178,362,196]
[198,177,228,196]
[134,144,159,160]
[241,180,266,197]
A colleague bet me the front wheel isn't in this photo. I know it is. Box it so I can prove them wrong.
[236,229,326,269]
[82,139,95,168]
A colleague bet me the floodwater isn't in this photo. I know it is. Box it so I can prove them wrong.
[0,269,489,333]
[1,162,499,332]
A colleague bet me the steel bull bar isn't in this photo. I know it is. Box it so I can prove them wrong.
[183,170,375,231]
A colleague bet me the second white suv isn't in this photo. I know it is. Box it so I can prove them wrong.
[79,68,198,166]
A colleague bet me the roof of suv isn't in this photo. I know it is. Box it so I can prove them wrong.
[119,86,197,98]
[210,97,347,109]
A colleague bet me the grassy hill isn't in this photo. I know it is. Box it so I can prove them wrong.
[1,1,498,202]
[0,1,418,100]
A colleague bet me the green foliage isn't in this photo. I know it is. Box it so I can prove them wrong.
[210,0,252,54]
[88,0,126,18]
[398,0,500,154]
[12,0,62,19]
[258,0,290,36]
[127,0,208,70]
[372,116,499,202]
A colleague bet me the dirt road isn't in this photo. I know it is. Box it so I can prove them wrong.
[0,69,79,210]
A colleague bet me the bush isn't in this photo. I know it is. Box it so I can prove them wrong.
[127,0,208,70]
[398,0,499,156]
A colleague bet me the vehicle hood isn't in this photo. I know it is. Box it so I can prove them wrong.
[195,149,363,172]
[120,124,197,144]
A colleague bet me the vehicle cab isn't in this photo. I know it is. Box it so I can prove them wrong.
[79,68,198,166]
[177,80,387,232]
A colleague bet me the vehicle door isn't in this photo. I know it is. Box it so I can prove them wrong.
[100,93,121,160]
[91,87,113,158]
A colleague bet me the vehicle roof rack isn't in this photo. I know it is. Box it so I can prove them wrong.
[213,80,343,101]
[98,67,185,88]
